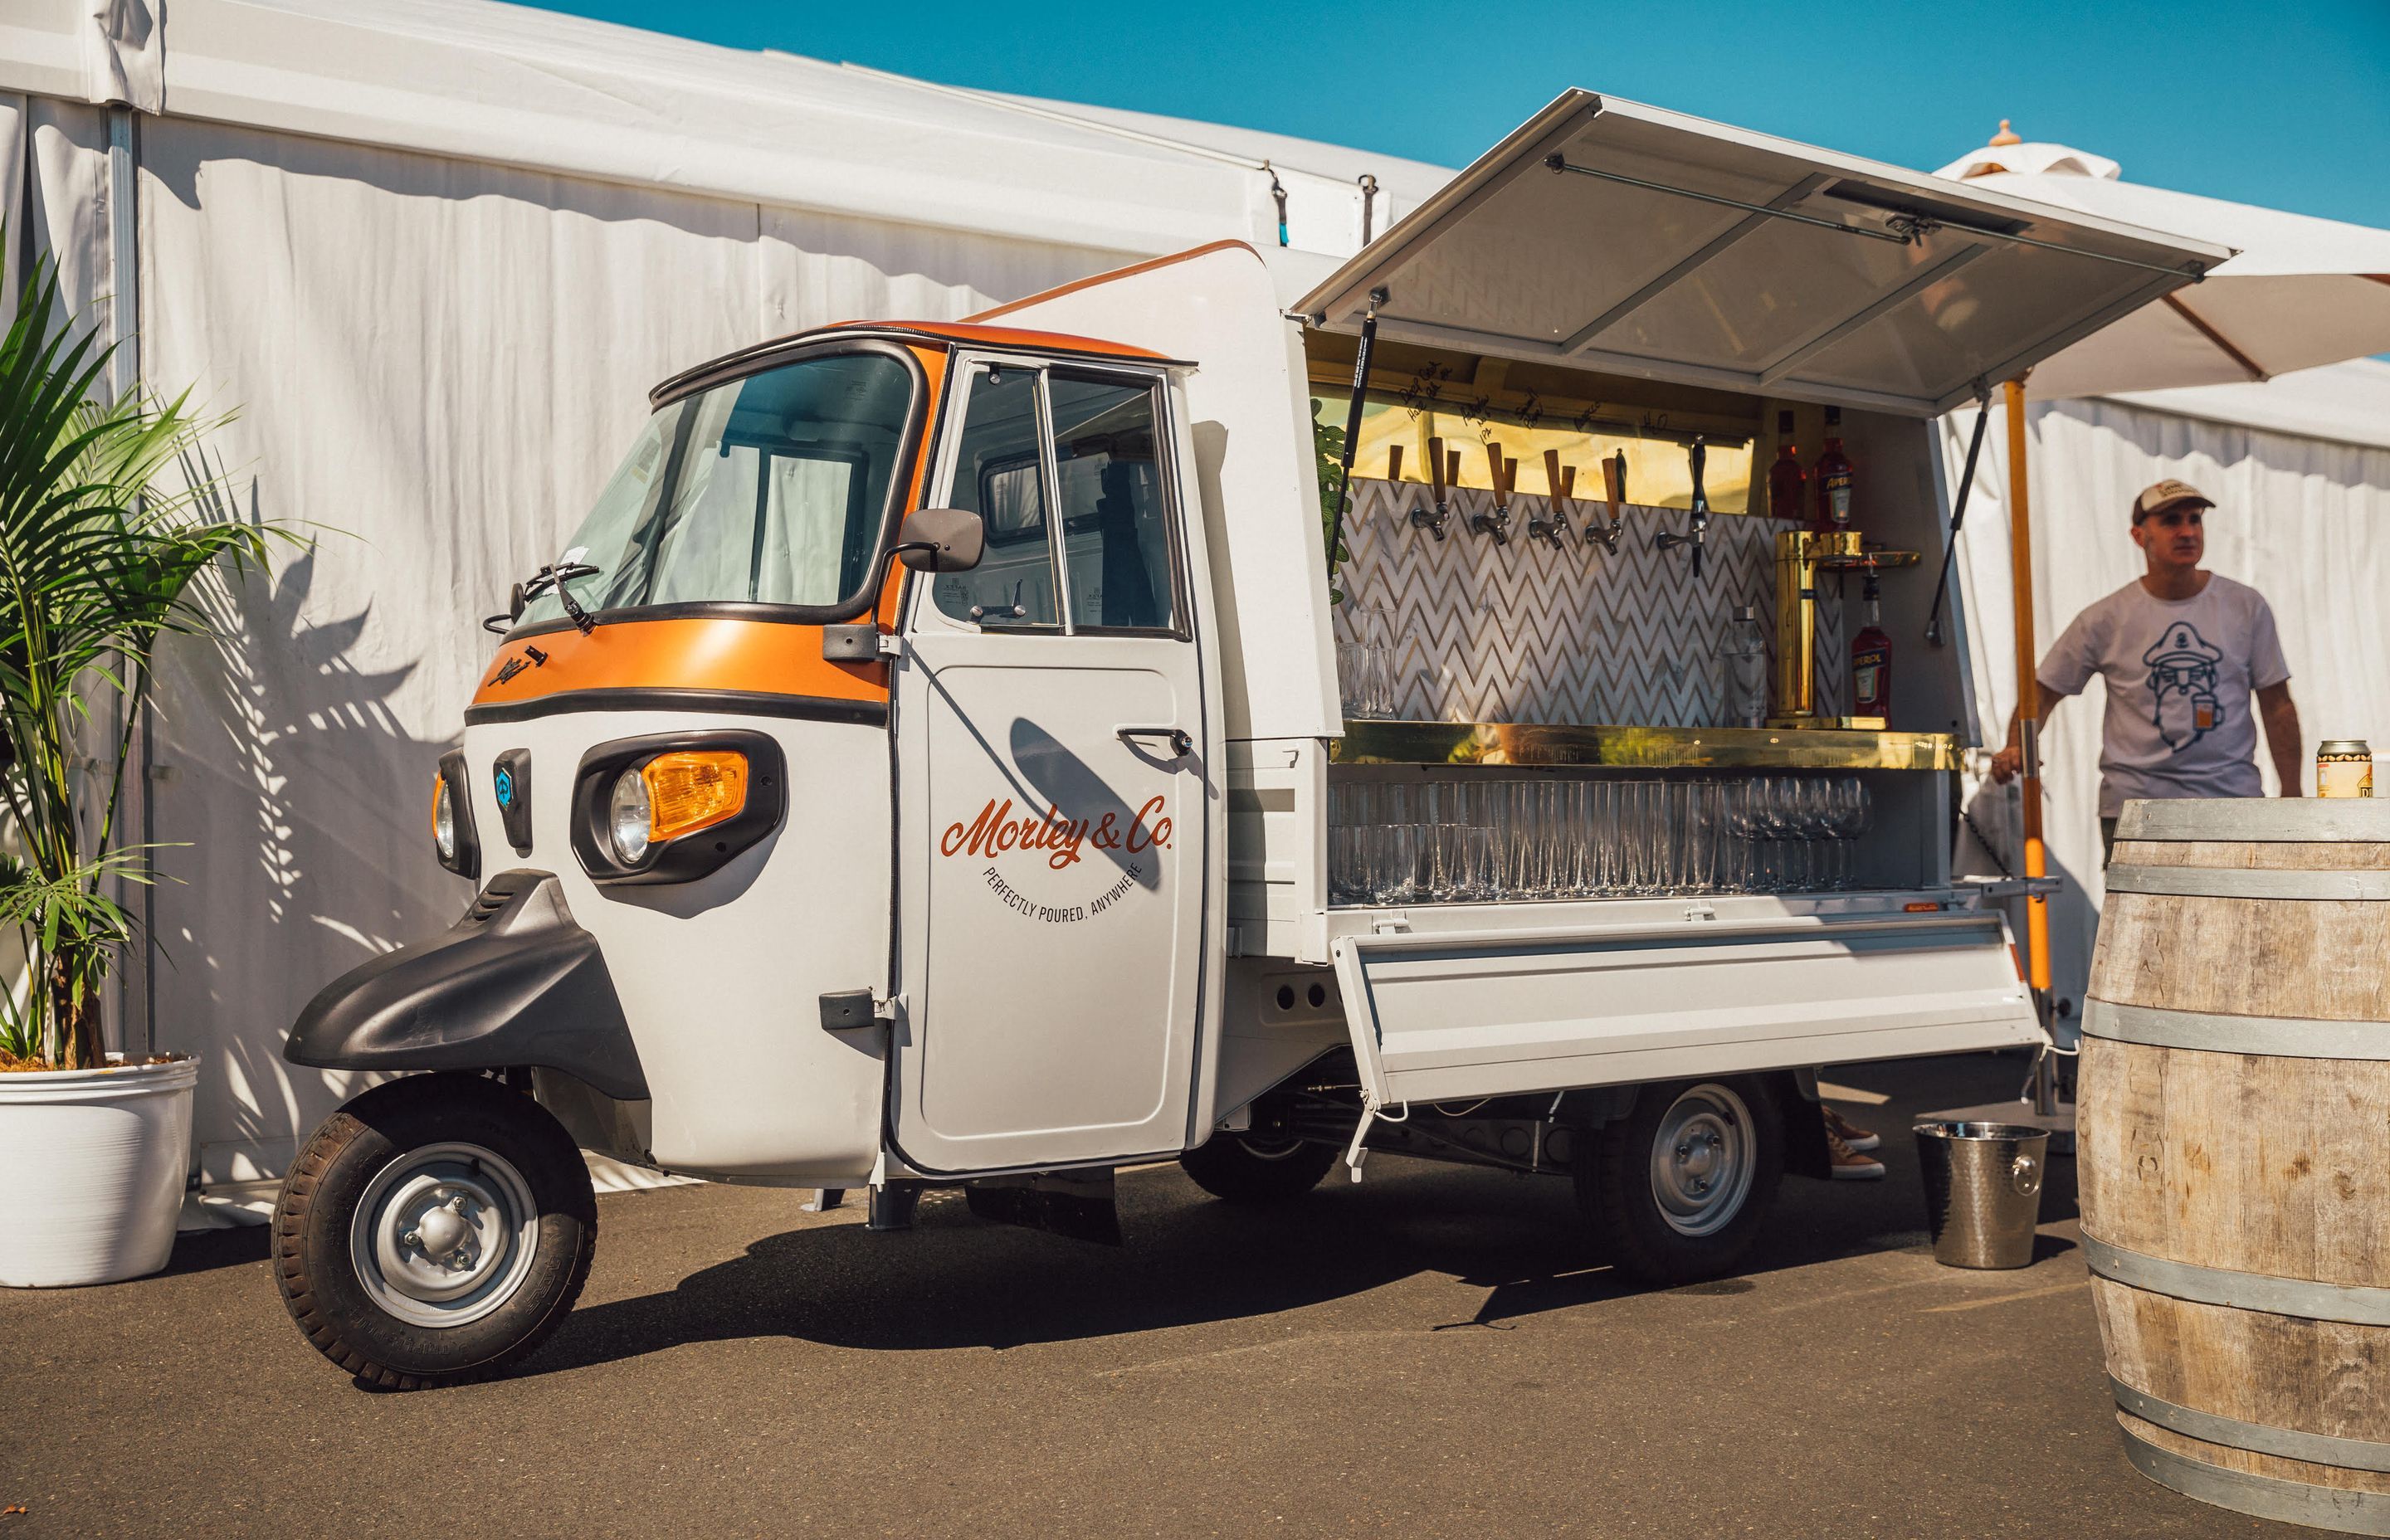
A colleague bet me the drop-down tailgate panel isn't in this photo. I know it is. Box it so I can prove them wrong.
[1329,909,2039,1109]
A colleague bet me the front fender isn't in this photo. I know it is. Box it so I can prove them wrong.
[285,870,648,1100]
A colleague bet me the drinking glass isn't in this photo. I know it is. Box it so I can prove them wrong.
[1558,780,1598,897]
[1753,776,1796,891]
[1582,779,1617,895]
[1726,778,1775,893]
[1433,822,1494,900]
[1329,826,1366,904]
[1369,823,1421,904]
[1822,776,1872,889]
[1676,779,1719,894]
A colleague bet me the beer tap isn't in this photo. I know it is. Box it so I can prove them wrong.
[1587,451,1627,556]
[1409,437,1451,541]
[1527,449,1571,550]
[1653,436,1711,579]
[1468,443,1512,544]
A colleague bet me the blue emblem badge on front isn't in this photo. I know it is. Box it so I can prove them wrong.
[491,748,534,855]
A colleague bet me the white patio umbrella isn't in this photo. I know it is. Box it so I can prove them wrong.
[1939,126,2390,398]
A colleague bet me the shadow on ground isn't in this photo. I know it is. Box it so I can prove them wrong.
[515,1050,2068,1375]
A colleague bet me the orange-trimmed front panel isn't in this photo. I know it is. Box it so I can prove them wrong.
[471,616,885,714]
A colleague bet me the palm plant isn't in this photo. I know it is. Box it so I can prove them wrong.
[0,254,276,1070]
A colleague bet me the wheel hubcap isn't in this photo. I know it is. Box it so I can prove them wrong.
[351,1142,539,1328]
[1650,1084,1756,1238]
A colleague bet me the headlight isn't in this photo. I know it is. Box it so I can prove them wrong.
[572,733,781,887]
[608,750,748,866]
[432,772,456,862]
[432,749,480,880]
[608,766,652,864]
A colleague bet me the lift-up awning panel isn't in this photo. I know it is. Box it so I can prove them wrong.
[1329,911,2041,1109]
[1296,91,2232,416]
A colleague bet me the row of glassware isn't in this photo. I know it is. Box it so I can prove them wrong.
[1327,774,1874,904]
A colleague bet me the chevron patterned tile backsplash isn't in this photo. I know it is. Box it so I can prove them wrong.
[1335,478,1850,727]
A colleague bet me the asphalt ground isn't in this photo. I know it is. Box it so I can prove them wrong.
[0,1052,2317,1539]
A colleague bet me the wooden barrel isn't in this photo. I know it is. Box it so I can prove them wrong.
[2083,797,2390,1534]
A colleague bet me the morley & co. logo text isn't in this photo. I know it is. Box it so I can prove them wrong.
[939,795,1171,924]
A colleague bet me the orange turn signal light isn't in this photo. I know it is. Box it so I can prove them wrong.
[641,750,749,842]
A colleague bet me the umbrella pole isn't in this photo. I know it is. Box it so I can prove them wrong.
[2004,376,2057,1114]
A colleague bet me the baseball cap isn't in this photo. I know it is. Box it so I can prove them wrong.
[2132,479,2213,523]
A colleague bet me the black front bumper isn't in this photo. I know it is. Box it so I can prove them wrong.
[285,870,649,1100]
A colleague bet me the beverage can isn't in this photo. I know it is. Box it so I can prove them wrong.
[2318,739,2373,799]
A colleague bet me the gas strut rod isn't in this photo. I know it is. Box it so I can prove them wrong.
[1324,288,1385,594]
[1924,386,1994,647]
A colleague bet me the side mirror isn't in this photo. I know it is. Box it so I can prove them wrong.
[895,507,985,573]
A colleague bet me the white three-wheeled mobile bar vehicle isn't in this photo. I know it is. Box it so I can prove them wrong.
[274,92,2223,1386]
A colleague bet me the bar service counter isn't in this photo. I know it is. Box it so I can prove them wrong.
[1330,720,1958,772]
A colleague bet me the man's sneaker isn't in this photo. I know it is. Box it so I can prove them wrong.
[1827,1130,1885,1180]
[1822,1104,1880,1152]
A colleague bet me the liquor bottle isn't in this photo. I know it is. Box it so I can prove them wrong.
[1813,405,1854,529]
[1721,605,1769,728]
[1766,409,1806,522]
[1851,569,1891,719]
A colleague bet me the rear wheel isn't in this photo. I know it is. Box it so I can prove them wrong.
[1577,1077,1783,1285]
[1179,1133,1342,1204]
[275,1073,596,1389]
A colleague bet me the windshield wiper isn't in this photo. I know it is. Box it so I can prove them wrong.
[483,561,602,636]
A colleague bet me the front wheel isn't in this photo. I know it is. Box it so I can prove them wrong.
[1576,1077,1783,1286]
[275,1073,596,1389]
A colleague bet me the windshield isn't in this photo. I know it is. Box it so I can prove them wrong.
[522,349,916,626]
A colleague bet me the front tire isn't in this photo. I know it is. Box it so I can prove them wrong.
[1179,1133,1342,1204]
[275,1073,596,1389]
[1577,1077,1783,1285]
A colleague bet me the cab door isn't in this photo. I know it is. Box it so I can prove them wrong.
[891,354,1214,1173]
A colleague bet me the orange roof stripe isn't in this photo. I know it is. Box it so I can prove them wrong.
[821,319,1169,360]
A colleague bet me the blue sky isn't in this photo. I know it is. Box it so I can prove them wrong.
[527,0,2390,229]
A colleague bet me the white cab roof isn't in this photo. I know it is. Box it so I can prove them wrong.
[1297,90,2234,417]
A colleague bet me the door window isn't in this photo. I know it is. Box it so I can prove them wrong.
[1050,373,1178,633]
[930,362,1181,635]
[933,366,1060,628]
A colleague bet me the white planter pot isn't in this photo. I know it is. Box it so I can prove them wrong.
[0,1053,199,1287]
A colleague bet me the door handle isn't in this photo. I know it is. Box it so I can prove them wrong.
[1117,725,1193,759]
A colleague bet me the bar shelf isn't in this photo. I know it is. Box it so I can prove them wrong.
[1329,721,1960,772]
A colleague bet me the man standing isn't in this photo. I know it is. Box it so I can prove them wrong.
[1991,479,2302,856]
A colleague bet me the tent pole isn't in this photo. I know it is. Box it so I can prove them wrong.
[2005,375,2056,1114]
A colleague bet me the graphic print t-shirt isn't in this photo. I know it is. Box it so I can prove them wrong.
[2036,574,2290,816]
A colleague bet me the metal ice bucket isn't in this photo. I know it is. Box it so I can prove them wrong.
[1914,1120,2048,1270]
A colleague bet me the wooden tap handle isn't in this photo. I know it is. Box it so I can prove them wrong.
[1560,463,1576,501]
[1428,436,1446,498]
[1446,448,1463,488]
[1387,444,1404,484]
[1544,449,1564,503]
[1485,442,1505,494]
[1602,451,1625,512]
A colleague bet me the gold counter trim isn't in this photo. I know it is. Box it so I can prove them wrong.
[1329,722,1960,771]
